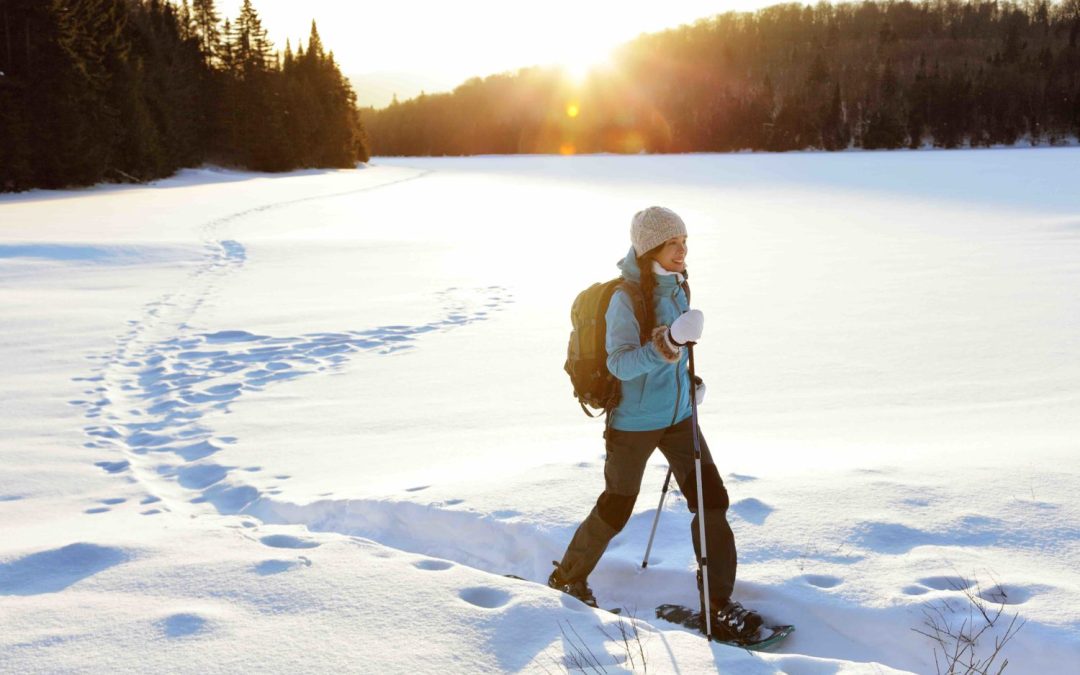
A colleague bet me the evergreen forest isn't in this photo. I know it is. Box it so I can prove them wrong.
[4,1,1080,193]
[364,0,1080,155]
[0,0,369,192]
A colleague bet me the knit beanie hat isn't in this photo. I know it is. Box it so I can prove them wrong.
[630,206,687,257]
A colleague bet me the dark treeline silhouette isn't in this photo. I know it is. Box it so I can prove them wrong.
[364,0,1080,155]
[0,0,368,192]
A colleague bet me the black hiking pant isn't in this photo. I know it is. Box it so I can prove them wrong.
[555,416,738,603]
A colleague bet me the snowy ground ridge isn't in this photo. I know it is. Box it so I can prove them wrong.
[248,494,566,582]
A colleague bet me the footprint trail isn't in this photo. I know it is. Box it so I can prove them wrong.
[72,172,513,521]
[76,284,513,517]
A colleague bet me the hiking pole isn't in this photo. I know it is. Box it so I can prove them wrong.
[641,467,673,568]
[688,342,713,640]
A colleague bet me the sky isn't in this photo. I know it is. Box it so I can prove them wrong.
[216,0,784,108]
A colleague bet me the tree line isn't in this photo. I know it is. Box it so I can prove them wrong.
[363,0,1080,155]
[0,0,369,192]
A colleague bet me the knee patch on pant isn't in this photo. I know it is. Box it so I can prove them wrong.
[683,465,728,513]
[596,492,637,532]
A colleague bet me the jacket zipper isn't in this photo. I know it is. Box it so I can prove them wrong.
[669,288,682,427]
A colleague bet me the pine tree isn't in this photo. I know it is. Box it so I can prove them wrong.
[26,0,122,187]
[821,82,848,150]
[178,0,193,41]
[305,20,323,63]
[861,61,907,148]
[235,0,272,75]
[906,54,930,148]
[191,0,221,66]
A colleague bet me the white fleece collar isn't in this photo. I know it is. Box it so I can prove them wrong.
[652,261,685,284]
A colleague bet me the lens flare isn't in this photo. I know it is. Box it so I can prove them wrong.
[566,103,580,118]
[621,132,646,154]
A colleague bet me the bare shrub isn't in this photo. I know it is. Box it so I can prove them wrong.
[912,573,1026,675]
[556,611,651,674]
[598,609,650,673]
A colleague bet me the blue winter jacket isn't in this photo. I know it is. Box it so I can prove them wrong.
[606,247,693,432]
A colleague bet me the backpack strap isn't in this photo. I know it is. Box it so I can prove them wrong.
[598,278,692,428]
[618,280,649,346]
[617,278,689,345]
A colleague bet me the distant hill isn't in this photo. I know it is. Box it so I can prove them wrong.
[361,0,1080,155]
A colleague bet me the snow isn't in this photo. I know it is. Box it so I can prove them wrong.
[2,149,1079,673]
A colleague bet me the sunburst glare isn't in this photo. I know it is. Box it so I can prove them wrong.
[556,45,615,85]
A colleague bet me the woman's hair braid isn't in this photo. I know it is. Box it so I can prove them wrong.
[636,251,658,338]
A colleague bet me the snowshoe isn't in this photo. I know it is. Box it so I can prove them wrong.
[656,602,794,651]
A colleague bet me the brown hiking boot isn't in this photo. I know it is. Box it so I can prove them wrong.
[547,562,598,608]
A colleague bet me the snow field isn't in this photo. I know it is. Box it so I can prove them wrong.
[3,150,1080,672]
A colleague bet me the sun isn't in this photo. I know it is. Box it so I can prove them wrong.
[556,46,616,85]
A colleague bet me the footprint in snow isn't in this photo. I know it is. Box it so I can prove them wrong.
[176,464,228,490]
[254,557,312,575]
[850,521,937,554]
[162,613,209,638]
[730,497,774,525]
[0,543,129,596]
[259,534,321,549]
[907,577,1045,606]
[95,460,130,474]
[414,559,453,572]
[977,583,1045,605]
[801,574,843,589]
[459,587,511,609]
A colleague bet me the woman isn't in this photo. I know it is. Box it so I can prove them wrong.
[548,206,762,643]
